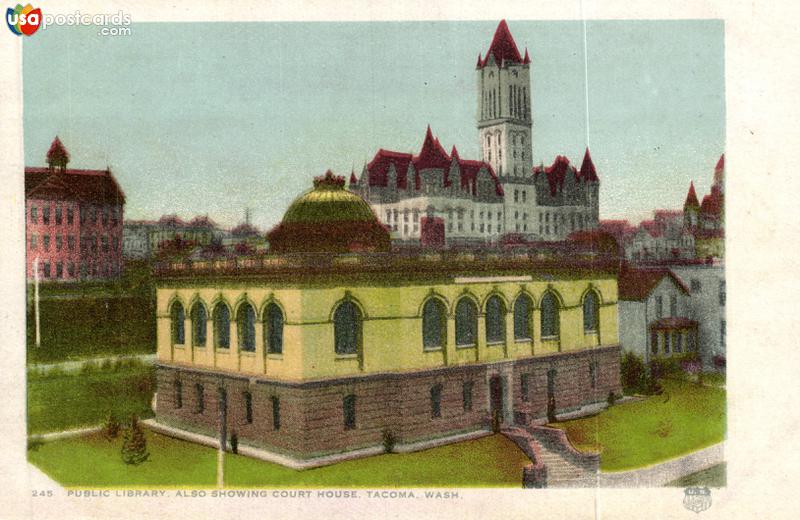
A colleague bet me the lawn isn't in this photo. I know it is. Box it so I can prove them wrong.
[27,364,155,434]
[550,379,726,472]
[666,463,726,488]
[29,431,532,488]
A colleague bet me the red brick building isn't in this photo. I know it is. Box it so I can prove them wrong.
[25,137,126,281]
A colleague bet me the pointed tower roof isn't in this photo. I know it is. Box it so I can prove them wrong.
[715,153,724,172]
[684,182,699,208]
[349,170,358,186]
[46,136,70,166]
[476,53,483,68]
[414,125,451,171]
[450,145,460,161]
[523,48,531,64]
[578,148,599,181]
[480,20,523,67]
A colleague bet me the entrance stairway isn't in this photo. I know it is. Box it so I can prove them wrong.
[502,425,600,488]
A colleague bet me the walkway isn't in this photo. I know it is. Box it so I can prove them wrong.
[29,353,156,374]
[598,443,724,488]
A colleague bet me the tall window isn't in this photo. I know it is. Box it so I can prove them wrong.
[513,294,533,341]
[191,303,207,347]
[237,303,256,352]
[334,301,361,355]
[214,302,230,349]
[243,391,253,424]
[485,295,506,344]
[718,280,726,306]
[430,384,443,419]
[655,296,663,318]
[195,384,205,414]
[422,298,447,350]
[343,394,356,430]
[462,381,473,412]
[265,303,284,355]
[583,291,599,333]
[30,206,38,223]
[540,292,560,339]
[271,396,281,430]
[589,362,598,389]
[455,298,478,346]
[170,301,185,345]
[669,295,677,317]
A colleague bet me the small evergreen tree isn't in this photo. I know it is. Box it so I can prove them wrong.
[104,411,121,440]
[121,415,150,465]
[230,431,239,454]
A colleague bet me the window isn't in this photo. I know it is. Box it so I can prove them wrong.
[664,332,671,354]
[237,303,256,352]
[513,294,533,341]
[422,298,447,350]
[583,291,599,333]
[485,295,506,344]
[56,262,63,278]
[67,262,75,277]
[43,262,50,278]
[243,392,253,424]
[271,396,281,430]
[55,235,62,251]
[540,292,560,339]
[343,394,356,430]
[30,206,38,223]
[66,207,73,224]
[651,331,659,355]
[589,362,598,389]
[455,297,478,346]
[430,384,442,419]
[462,381,473,412]
[334,301,361,355]
[29,234,37,250]
[195,384,205,414]
[43,235,50,251]
[191,303,207,347]
[718,280,726,306]
[655,296,663,318]
[674,332,683,353]
[214,302,230,349]
[55,206,62,225]
[174,380,183,409]
[170,301,185,345]
[720,320,726,348]
[521,374,530,402]
[67,235,74,251]
[669,295,677,317]
[265,303,284,354]
[42,206,50,224]
[101,236,109,252]
[690,279,701,292]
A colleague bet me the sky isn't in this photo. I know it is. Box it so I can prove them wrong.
[23,20,725,230]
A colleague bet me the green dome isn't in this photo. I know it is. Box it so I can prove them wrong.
[282,171,378,224]
[268,171,391,254]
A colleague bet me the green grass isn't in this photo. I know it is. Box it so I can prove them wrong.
[550,379,726,472]
[29,432,531,488]
[666,463,726,488]
[27,365,155,434]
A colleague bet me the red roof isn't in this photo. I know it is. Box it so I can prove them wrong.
[188,215,217,228]
[46,136,70,164]
[618,268,690,301]
[684,182,699,207]
[25,166,125,205]
[638,219,663,238]
[349,171,358,185]
[366,149,415,189]
[715,153,724,172]
[413,125,452,173]
[578,147,599,181]
[158,214,186,227]
[700,188,723,216]
[649,317,698,330]
[480,20,523,67]
[523,48,531,64]
[535,155,573,196]
[695,228,724,239]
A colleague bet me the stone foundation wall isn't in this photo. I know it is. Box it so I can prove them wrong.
[155,345,621,459]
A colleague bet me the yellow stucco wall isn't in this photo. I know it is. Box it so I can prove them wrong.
[156,275,619,383]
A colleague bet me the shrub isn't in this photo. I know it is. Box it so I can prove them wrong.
[713,354,726,369]
[607,391,618,407]
[620,352,648,394]
[230,431,239,454]
[104,411,121,439]
[121,415,150,465]
[382,429,396,453]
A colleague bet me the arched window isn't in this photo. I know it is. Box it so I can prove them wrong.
[237,302,256,352]
[540,292,560,339]
[334,301,361,355]
[170,301,185,345]
[513,294,533,341]
[422,298,447,350]
[485,295,506,344]
[583,291,599,333]
[455,297,478,347]
[264,303,284,355]
[213,302,230,349]
[191,302,207,347]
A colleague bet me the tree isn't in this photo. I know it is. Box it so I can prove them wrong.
[104,411,121,439]
[121,415,150,465]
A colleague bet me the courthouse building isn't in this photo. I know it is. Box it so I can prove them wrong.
[153,171,621,462]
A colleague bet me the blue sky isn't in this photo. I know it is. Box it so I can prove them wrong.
[23,20,724,229]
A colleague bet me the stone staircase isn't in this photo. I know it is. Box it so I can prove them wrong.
[502,425,600,488]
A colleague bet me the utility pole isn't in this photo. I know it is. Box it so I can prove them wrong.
[33,256,40,348]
